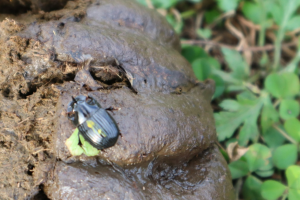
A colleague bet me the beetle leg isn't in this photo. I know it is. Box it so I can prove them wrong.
[119,132,128,143]
[78,132,83,147]
[105,106,121,111]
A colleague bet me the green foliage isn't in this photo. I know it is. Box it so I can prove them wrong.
[263,126,285,148]
[286,165,300,199]
[279,99,300,120]
[216,0,240,12]
[178,1,300,198]
[196,28,211,39]
[242,176,264,200]
[215,92,263,144]
[284,118,300,142]
[65,128,100,157]
[182,45,225,98]
[136,0,178,9]
[261,165,300,200]
[265,73,300,98]
[244,144,272,173]
[229,159,249,179]
[137,0,300,199]
[221,48,249,80]
[165,14,183,33]
[272,144,298,169]
[242,2,263,25]
[261,95,279,133]
[261,180,287,200]
[229,144,273,179]
[204,9,220,24]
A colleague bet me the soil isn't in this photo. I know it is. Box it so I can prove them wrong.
[0,0,234,199]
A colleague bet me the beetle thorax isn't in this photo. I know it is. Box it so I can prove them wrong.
[74,102,99,124]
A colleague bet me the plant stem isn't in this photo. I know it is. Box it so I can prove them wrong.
[281,192,288,200]
[273,124,298,145]
[273,99,281,108]
[258,2,266,47]
[273,30,284,71]
[235,178,243,200]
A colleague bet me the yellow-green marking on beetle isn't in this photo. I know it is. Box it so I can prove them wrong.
[86,120,107,137]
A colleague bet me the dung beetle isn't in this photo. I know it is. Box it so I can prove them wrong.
[67,95,119,150]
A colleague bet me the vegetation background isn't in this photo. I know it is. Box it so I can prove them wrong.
[137,0,300,199]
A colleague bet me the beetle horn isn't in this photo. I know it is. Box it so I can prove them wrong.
[72,96,77,103]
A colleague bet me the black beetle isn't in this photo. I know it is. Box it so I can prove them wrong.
[67,95,119,150]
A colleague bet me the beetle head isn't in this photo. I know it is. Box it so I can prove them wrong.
[67,95,100,125]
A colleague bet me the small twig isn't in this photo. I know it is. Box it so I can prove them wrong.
[32,149,51,154]
[170,8,181,23]
[18,118,29,124]
[195,11,204,31]
[244,82,261,94]
[237,15,261,30]
[273,124,297,145]
[145,0,154,9]
[215,141,226,152]
[225,18,252,65]
[206,10,235,29]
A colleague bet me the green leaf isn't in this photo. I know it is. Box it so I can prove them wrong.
[263,126,286,149]
[261,95,279,134]
[220,148,229,162]
[239,119,259,146]
[228,159,249,179]
[65,128,84,156]
[278,0,300,28]
[65,128,100,157]
[215,93,263,142]
[166,14,183,34]
[273,144,297,170]
[204,9,220,24]
[286,16,300,31]
[211,74,225,99]
[242,175,264,200]
[181,46,208,63]
[265,73,300,98]
[216,0,240,12]
[191,57,220,81]
[255,157,274,178]
[261,180,286,200]
[279,99,300,120]
[244,143,272,172]
[211,69,241,85]
[255,168,274,178]
[187,0,202,3]
[196,28,212,39]
[222,48,249,80]
[242,2,262,24]
[270,4,283,25]
[79,135,100,156]
[286,165,300,200]
[135,0,148,7]
[284,118,300,142]
[192,58,211,81]
[151,0,178,9]
[287,165,300,187]
[219,99,240,111]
